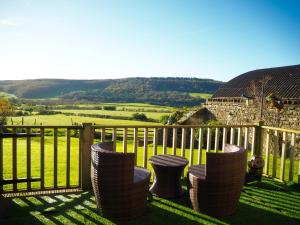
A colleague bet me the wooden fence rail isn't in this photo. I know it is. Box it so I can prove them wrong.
[0,125,82,194]
[261,126,300,183]
[0,123,299,195]
[92,125,258,172]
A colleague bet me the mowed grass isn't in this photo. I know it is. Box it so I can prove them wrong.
[8,114,161,126]
[1,178,300,225]
[52,109,170,121]
[62,103,174,112]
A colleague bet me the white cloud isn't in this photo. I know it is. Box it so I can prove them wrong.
[0,17,25,27]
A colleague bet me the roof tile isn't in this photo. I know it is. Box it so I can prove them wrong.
[212,65,300,99]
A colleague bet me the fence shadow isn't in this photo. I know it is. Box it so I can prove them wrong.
[1,178,299,225]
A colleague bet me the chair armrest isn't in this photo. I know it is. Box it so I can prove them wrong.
[188,165,206,180]
[133,166,151,184]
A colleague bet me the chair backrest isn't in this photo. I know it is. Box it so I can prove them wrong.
[206,144,246,185]
[91,142,135,186]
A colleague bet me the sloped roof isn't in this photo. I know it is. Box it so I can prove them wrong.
[212,65,300,99]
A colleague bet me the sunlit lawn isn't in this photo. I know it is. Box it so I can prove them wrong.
[1,178,299,225]
[75,102,174,111]
[8,114,161,126]
[51,109,170,121]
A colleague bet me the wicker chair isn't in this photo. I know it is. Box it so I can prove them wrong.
[187,144,246,216]
[91,142,151,221]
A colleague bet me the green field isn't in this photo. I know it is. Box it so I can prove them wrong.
[9,114,161,126]
[56,103,174,112]
[189,92,213,99]
[52,109,170,121]
[12,103,175,125]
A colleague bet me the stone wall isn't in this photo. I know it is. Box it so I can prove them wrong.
[202,102,300,129]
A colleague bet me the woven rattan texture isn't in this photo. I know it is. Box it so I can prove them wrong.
[149,154,188,198]
[91,142,151,221]
[187,144,246,216]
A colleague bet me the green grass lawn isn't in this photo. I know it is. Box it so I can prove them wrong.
[60,103,174,112]
[91,102,174,110]
[1,178,299,225]
[51,109,170,121]
[8,114,161,126]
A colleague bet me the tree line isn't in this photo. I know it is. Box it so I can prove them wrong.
[0,77,222,107]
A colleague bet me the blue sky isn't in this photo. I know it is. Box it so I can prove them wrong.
[0,0,299,81]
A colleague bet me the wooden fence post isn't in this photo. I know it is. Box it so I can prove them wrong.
[80,123,94,190]
[254,121,264,156]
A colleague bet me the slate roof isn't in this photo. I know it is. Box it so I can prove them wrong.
[212,65,300,99]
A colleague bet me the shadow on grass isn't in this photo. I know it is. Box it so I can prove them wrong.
[0,178,299,225]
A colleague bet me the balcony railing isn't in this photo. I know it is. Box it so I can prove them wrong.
[0,123,299,195]
[261,126,300,182]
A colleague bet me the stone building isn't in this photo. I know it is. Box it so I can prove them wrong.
[179,64,300,129]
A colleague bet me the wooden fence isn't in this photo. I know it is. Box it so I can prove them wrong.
[261,126,300,183]
[0,125,82,194]
[0,123,299,194]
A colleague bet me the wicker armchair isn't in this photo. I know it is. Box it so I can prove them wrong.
[91,142,151,221]
[187,144,246,216]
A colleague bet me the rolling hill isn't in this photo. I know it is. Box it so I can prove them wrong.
[0,77,223,107]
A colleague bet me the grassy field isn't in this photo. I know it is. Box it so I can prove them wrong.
[52,109,170,121]
[8,114,161,126]
[12,102,175,125]
[189,92,213,99]
[57,103,174,112]
[86,102,174,110]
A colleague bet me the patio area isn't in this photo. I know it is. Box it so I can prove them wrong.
[1,178,299,225]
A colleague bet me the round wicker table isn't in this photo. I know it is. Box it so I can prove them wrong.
[149,154,188,198]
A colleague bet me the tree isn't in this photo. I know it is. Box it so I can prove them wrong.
[165,110,185,124]
[247,75,272,120]
[247,75,286,127]
[0,99,14,125]
[132,113,148,121]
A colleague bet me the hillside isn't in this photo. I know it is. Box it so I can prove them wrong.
[0,77,223,107]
